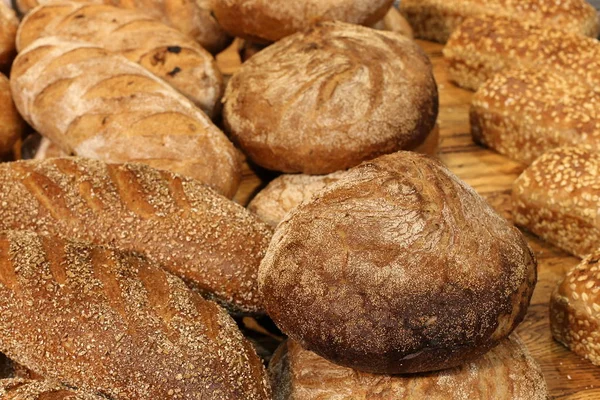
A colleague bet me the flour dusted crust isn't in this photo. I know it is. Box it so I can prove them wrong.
[0,74,24,156]
[270,337,547,400]
[0,2,17,71]
[259,151,536,374]
[224,22,438,174]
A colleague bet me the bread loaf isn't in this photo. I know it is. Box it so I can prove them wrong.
[0,73,24,156]
[213,0,394,43]
[444,17,600,91]
[35,137,69,159]
[259,151,536,374]
[513,147,600,258]
[0,157,272,314]
[0,2,17,71]
[270,337,547,400]
[224,21,438,174]
[17,2,223,118]
[0,230,270,399]
[399,0,599,43]
[10,37,241,198]
[551,249,600,366]
[372,5,414,38]
[0,379,103,399]
[471,68,600,165]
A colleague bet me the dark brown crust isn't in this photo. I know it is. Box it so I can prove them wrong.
[259,151,536,374]
[0,379,104,399]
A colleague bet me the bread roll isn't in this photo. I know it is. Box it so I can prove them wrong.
[0,2,17,71]
[224,21,438,174]
[11,37,241,198]
[0,379,103,399]
[551,249,600,366]
[513,147,600,258]
[399,0,599,43]
[270,337,547,400]
[0,230,270,399]
[471,68,600,165]
[0,73,24,156]
[444,17,600,91]
[0,157,272,314]
[259,151,536,374]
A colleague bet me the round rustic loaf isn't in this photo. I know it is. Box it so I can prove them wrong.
[0,73,24,156]
[259,151,537,374]
[224,22,438,174]
[0,2,17,71]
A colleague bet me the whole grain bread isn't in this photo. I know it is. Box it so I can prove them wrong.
[0,157,272,314]
[0,73,24,156]
[259,151,536,374]
[0,2,17,71]
[0,379,104,399]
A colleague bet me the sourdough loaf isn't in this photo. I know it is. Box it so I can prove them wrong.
[11,37,240,197]
[259,151,536,374]
[0,1,17,71]
[0,73,24,156]
[513,147,600,258]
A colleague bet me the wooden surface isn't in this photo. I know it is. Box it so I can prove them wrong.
[218,39,600,399]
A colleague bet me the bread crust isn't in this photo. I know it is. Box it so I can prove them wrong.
[224,22,438,174]
[0,2,17,71]
[0,73,24,156]
[259,151,536,374]
[0,379,104,399]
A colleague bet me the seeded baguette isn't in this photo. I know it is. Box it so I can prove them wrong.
[11,37,240,198]
[0,73,24,156]
[0,157,272,314]
[0,2,17,71]
[0,231,270,399]
[0,379,104,399]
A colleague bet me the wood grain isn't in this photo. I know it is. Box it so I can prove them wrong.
[220,39,600,399]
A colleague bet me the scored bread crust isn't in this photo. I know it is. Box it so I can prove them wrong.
[0,231,270,399]
[0,74,24,156]
[10,37,241,198]
[259,151,537,374]
[224,21,438,174]
[444,16,600,91]
[213,0,394,43]
[269,337,548,400]
[0,2,17,71]
[551,249,600,366]
[399,0,599,43]
[0,157,273,314]
[513,147,600,259]
[0,379,104,399]
[17,2,224,119]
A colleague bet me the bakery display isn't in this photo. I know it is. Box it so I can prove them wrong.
[444,16,600,91]
[270,337,548,400]
[0,157,272,314]
[0,230,270,399]
[470,68,600,165]
[224,21,438,174]
[0,1,17,71]
[11,37,240,197]
[399,0,599,43]
[259,151,536,374]
[0,74,24,156]
[513,147,600,258]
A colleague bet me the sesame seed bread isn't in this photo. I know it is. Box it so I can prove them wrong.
[17,2,223,119]
[0,1,17,71]
[0,231,271,399]
[444,17,600,91]
[10,37,241,198]
[259,151,537,374]
[224,21,438,174]
[269,337,548,400]
[399,0,599,44]
[213,0,394,43]
[551,250,600,366]
[513,147,600,258]
[0,73,24,156]
[0,379,105,399]
[0,157,273,314]
[470,68,600,165]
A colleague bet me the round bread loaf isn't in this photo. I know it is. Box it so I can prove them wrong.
[0,73,24,156]
[213,0,394,43]
[0,2,17,71]
[259,151,537,374]
[224,22,438,175]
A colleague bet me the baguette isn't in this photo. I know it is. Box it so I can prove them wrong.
[471,68,600,165]
[270,337,547,400]
[444,16,600,91]
[513,147,600,258]
[0,230,270,399]
[0,1,17,71]
[10,37,241,198]
[0,73,24,156]
[17,2,223,118]
[0,157,272,314]
[399,0,599,43]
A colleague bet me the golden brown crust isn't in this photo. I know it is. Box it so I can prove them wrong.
[551,250,600,366]
[224,22,438,174]
[270,337,548,400]
[0,379,104,399]
[0,231,270,399]
[0,2,17,71]
[259,151,537,374]
[400,0,599,43]
[10,37,241,198]
[213,0,394,43]
[0,157,273,314]
[513,147,600,258]
[0,73,25,156]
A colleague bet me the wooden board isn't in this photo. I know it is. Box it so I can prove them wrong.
[217,39,600,399]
